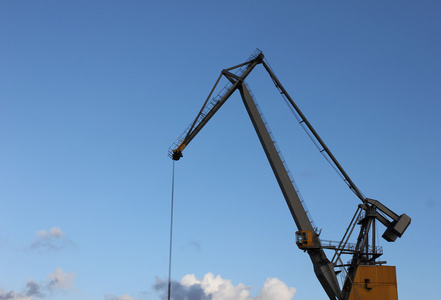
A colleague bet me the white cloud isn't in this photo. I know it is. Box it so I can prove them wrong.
[37,227,64,238]
[47,268,76,291]
[181,273,251,300]
[105,294,140,300]
[0,290,32,300]
[256,277,296,300]
[31,227,73,251]
[0,268,76,300]
[154,273,296,300]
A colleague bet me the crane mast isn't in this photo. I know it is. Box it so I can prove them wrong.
[169,50,410,300]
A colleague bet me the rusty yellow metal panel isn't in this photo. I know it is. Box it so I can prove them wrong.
[348,266,398,300]
[295,231,313,249]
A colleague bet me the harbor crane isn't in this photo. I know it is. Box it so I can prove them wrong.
[168,49,410,300]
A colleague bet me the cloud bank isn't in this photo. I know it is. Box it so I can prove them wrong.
[154,273,296,300]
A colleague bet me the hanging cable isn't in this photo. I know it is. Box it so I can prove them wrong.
[262,59,366,203]
[167,161,176,300]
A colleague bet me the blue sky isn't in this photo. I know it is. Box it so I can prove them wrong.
[1,1,440,299]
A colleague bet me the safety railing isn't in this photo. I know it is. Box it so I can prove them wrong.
[244,81,319,234]
[320,239,383,255]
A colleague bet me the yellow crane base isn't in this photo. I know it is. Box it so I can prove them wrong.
[348,265,398,300]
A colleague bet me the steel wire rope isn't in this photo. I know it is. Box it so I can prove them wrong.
[263,58,366,201]
[167,161,176,300]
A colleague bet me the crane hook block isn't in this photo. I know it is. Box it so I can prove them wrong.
[172,150,183,161]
